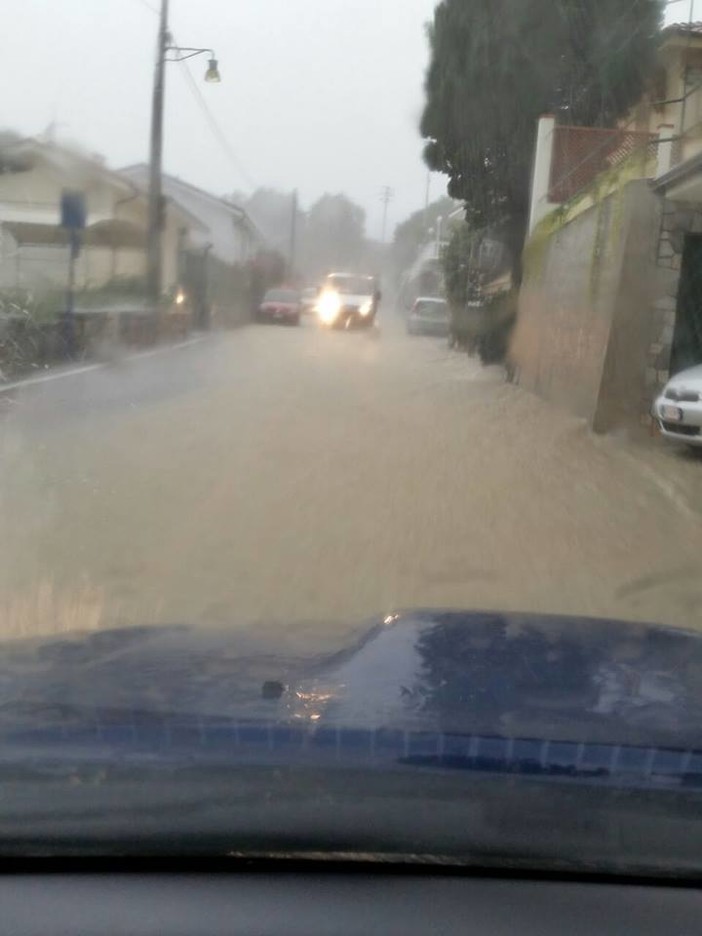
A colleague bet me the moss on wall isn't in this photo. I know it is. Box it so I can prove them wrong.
[523,146,653,285]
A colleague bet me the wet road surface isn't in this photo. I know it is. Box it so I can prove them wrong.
[2,314,702,646]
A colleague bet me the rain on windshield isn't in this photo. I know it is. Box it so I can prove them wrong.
[0,2,702,734]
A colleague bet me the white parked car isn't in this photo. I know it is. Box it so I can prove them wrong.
[653,364,702,447]
[407,297,450,337]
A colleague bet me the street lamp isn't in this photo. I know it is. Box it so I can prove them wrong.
[204,58,221,83]
[147,0,221,308]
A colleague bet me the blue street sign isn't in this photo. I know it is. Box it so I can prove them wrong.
[60,190,86,230]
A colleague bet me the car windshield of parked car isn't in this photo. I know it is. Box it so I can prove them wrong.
[3,0,702,877]
[264,289,299,303]
[416,300,447,317]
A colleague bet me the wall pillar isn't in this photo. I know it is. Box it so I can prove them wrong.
[655,124,676,178]
[528,115,556,235]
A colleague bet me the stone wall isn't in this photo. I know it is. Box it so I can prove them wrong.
[511,179,685,434]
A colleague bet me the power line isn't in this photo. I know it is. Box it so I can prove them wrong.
[133,7,256,191]
[133,0,159,14]
[176,52,257,192]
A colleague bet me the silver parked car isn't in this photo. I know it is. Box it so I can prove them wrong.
[653,364,702,447]
[407,297,450,337]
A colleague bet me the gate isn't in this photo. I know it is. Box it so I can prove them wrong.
[181,250,210,330]
[671,234,702,376]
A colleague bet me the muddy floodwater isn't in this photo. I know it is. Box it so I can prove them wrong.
[2,314,702,648]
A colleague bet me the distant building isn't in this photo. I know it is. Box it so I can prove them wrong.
[0,137,202,295]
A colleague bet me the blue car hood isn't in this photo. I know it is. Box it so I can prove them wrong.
[2,611,702,871]
[1,609,701,753]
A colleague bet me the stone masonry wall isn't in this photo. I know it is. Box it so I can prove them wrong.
[512,180,684,435]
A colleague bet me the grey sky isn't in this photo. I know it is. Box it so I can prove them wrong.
[2,0,444,238]
[3,1,696,239]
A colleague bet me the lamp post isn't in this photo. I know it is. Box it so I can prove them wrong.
[147,0,221,309]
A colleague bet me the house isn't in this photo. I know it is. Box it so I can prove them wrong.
[119,165,262,266]
[120,165,265,327]
[0,136,201,299]
[512,23,702,435]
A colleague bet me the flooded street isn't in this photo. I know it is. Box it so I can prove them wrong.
[2,312,702,646]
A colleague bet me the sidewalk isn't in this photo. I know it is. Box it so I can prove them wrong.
[0,335,207,395]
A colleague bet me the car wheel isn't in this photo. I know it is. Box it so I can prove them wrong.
[292,314,300,326]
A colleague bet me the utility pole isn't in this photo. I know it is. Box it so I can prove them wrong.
[435,215,443,259]
[288,189,298,281]
[147,0,170,310]
[379,185,394,243]
[146,1,220,311]
[423,170,432,240]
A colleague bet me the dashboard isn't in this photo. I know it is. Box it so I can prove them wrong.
[2,865,701,934]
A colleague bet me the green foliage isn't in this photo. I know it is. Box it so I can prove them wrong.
[76,276,148,306]
[442,222,482,309]
[391,196,455,277]
[442,221,518,365]
[421,0,664,257]
[0,287,64,324]
[476,290,518,365]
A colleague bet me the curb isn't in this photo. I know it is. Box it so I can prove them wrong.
[0,336,206,395]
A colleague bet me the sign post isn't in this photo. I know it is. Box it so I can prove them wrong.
[60,190,86,357]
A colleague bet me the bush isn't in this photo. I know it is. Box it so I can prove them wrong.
[476,290,517,365]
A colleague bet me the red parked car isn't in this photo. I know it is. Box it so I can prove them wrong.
[256,287,301,326]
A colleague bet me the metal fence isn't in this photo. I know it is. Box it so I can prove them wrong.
[549,126,656,203]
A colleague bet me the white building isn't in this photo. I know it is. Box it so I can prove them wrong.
[120,165,263,266]
[0,138,201,295]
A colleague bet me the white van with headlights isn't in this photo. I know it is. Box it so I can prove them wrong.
[315,273,380,329]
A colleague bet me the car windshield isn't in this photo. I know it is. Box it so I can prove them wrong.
[415,299,447,317]
[264,289,298,302]
[327,276,374,295]
[4,0,702,876]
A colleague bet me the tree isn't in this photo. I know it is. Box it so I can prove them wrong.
[420,0,664,275]
[442,223,482,311]
[229,188,302,256]
[299,193,367,280]
[442,220,518,364]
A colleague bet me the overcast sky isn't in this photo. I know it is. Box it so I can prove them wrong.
[2,0,445,239]
[1,1,698,240]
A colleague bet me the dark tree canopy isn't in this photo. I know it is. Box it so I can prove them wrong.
[421,0,664,245]
[236,187,303,254]
[228,188,369,283]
